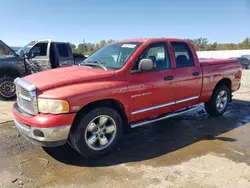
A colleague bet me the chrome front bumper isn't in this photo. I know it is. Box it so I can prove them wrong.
[14,118,71,147]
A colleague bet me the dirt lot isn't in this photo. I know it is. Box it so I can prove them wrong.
[1,70,250,188]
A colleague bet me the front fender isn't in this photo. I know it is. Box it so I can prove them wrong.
[38,80,131,120]
[0,58,26,77]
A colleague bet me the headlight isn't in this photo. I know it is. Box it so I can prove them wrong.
[38,99,69,114]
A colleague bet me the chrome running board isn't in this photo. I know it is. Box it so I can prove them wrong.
[130,105,199,128]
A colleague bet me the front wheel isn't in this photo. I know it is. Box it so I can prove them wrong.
[69,107,123,158]
[205,85,230,117]
[0,77,16,100]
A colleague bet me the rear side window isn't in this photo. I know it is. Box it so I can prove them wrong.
[57,43,69,57]
[171,42,194,68]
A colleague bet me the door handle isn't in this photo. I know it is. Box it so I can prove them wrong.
[164,76,175,81]
[192,72,200,76]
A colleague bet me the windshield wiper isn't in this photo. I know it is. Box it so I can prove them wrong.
[80,61,107,71]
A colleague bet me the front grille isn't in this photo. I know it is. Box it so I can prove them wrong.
[19,87,31,98]
[15,78,38,115]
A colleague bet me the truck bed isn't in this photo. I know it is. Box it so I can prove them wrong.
[199,58,242,102]
[199,58,239,65]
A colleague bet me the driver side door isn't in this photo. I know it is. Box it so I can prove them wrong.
[26,41,51,74]
[129,42,176,122]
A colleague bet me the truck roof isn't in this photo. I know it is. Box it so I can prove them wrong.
[37,39,69,44]
[118,38,190,43]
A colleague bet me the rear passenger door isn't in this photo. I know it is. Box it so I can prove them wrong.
[170,41,202,109]
[55,43,74,67]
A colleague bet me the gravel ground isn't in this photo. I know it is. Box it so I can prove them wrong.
[0,100,14,123]
[0,70,250,188]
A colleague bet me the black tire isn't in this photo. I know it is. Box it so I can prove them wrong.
[246,65,250,70]
[205,84,230,117]
[0,77,16,100]
[69,107,123,158]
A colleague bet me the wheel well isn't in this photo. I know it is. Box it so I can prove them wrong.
[215,78,231,90]
[0,68,20,78]
[70,99,128,133]
[214,78,232,100]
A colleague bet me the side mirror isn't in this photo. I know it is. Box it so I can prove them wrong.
[30,52,37,58]
[138,58,154,72]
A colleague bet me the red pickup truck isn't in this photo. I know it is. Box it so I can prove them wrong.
[12,38,242,158]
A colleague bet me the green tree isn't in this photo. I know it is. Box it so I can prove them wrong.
[77,43,85,54]
[210,42,218,50]
[99,40,107,48]
[239,38,250,49]
[69,43,76,49]
[190,37,208,51]
[107,39,115,44]
[95,43,100,51]
[69,43,78,54]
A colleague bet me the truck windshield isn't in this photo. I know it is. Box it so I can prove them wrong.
[16,41,36,56]
[82,42,142,69]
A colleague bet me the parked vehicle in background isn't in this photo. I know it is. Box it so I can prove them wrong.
[73,53,87,65]
[16,41,37,55]
[11,47,22,52]
[13,38,242,158]
[0,40,86,100]
[237,55,250,69]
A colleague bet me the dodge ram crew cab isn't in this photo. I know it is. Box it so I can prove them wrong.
[0,40,85,100]
[12,38,242,158]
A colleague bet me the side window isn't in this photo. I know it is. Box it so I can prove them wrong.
[132,43,170,71]
[171,42,194,68]
[30,42,48,56]
[57,43,69,57]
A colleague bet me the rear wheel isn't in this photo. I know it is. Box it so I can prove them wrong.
[205,84,230,117]
[0,77,16,100]
[246,65,250,70]
[69,107,123,158]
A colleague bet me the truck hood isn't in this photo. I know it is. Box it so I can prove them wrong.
[0,40,18,58]
[0,56,19,62]
[24,66,115,91]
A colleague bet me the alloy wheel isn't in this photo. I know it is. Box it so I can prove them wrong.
[85,115,117,151]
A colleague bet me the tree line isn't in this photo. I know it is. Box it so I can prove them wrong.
[70,39,115,55]
[189,37,250,51]
[70,37,250,55]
